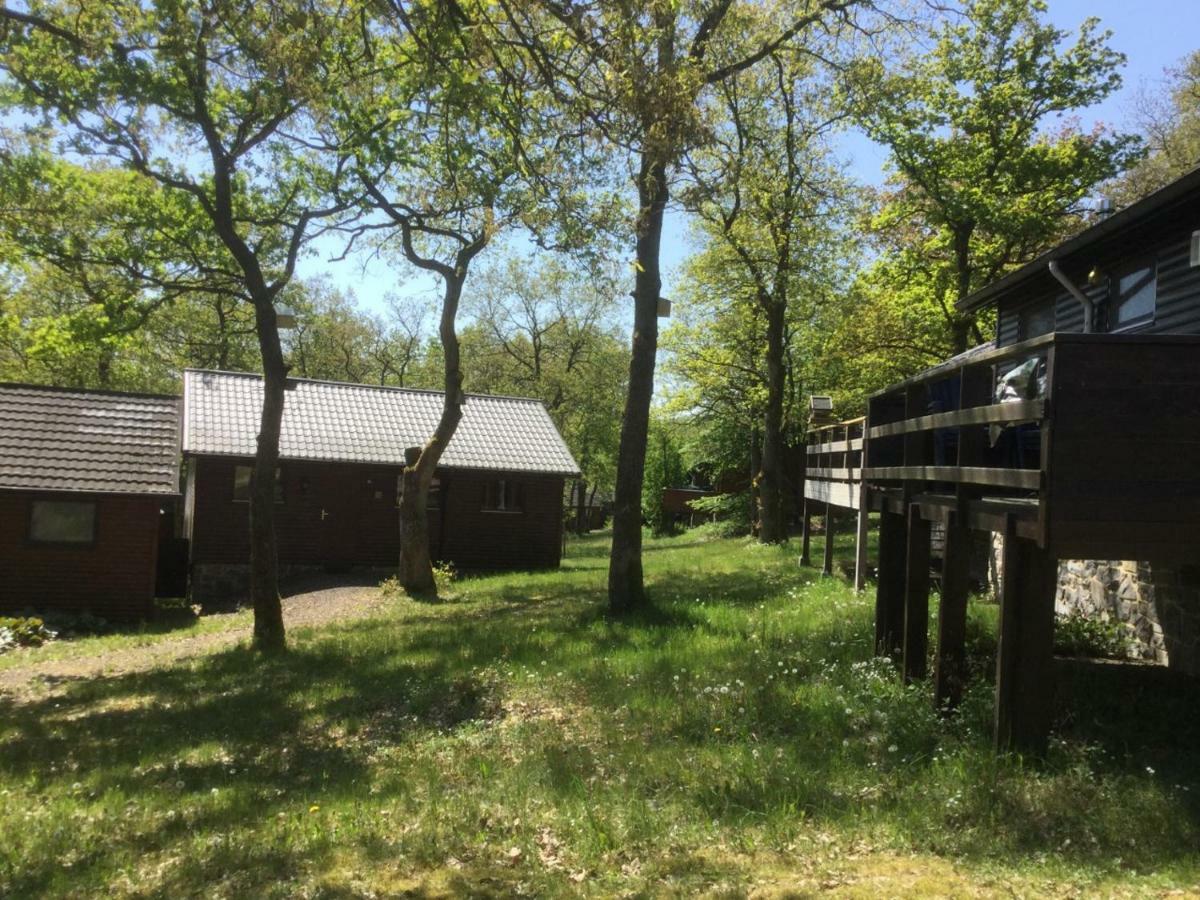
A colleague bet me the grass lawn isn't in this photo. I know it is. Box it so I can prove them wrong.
[1,531,1198,897]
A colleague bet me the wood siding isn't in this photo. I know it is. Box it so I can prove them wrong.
[996,234,1200,346]
[0,491,161,618]
[187,456,565,573]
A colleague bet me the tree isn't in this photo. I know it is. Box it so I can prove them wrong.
[1,0,356,651]
[681,48,849,542]
[334,0,604,595]
[844,0,1140,355]
[496,0,866,612]
[1110,50,1200,206]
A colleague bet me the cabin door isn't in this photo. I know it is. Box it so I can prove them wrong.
[315,467,362,566]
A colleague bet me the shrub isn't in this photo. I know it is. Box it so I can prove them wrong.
[687,491,753,538]
[379,562,458,601]
[40,610,111,638]
[1054,611,1132,659]
[0,616,57,652]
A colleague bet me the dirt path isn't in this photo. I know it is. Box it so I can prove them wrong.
[0,579,389,701]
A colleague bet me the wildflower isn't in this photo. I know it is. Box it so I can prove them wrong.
[1146,766,1156,776]
[888,744,898,753]
[309,804,320,813]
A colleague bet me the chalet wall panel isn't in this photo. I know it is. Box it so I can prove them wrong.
[187,456,564,579]
[0,491,161,618]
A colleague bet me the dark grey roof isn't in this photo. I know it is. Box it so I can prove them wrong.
[182,370,580,476]
[0,383,181,495]
[957,164,1200,314]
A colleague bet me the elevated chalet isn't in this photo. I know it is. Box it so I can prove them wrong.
[182,370,580,601]
[806,165,1200,753]
[0,383,181,617]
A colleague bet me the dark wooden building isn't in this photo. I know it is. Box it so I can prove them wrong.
[806,165,1200,753]
[0,384,181,618]
[181,370,579,601]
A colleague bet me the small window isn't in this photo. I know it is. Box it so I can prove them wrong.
[233,465,283,503]
[29,500,96,544]
[1018,302,1055,340]
[483,479,522,513]
[1111,260,1156,328]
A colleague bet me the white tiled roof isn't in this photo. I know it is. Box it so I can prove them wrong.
[0,383,181,495]
[182,370,580,476]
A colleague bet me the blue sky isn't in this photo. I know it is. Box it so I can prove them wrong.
[300,0,1197,315]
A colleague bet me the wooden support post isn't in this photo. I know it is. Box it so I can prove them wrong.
[903,503,932,682]
[853,487,870,592]
[934,515,971,710]
[822,501,835,576]
[875,507,906,658]
[995,517,1058,756]
[800,496,812,566]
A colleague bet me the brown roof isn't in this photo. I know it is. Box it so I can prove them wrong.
[0,383,181,495]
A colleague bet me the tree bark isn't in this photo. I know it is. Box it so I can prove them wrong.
[397,269,467,597]
[575,477,588,535]
[757,297,787,543]
[951,225,974,355]
[749,429,762,536]
[249,297,287,652]
[607,153,668,614]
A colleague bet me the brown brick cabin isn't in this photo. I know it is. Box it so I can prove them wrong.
[0,384,181,618]
[181,370,580,601]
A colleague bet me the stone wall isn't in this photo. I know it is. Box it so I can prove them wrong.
[989,536,1200,677]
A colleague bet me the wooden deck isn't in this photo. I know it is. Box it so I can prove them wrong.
[805,332,1200,755]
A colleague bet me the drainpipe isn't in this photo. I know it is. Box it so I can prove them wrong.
[1048,260,1093,333]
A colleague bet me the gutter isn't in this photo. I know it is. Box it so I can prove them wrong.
[1048,261,1093,333]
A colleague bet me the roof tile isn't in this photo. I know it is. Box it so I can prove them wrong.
[182,370,580,476]
[0,384,181,495]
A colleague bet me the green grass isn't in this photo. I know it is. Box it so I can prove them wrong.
[0,607,253,673]
[1,531,1197,897]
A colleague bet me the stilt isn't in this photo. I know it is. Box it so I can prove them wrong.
[853,486,870,592]
[875,507,906,658]
[800,496,812,566]
[822,501,835,576]
[934,515,971,710]
[995,517,1058,755]
[902,503,932,682]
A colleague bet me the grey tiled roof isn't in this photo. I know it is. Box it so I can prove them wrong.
[0,383,181,495]
[182,370,581,476]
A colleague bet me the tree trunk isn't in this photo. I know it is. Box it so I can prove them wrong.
[749,430,762,536]
[758,298,787,543]
[397,258,473,597]
[951,225,974,355]
[249,297,287,653]
[608,154,668,614]
[575,477,588,535]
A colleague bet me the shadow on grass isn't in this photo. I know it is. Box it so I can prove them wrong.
[1,531,1197,892]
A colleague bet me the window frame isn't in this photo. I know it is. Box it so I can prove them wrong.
[232,464,285,504]
[482,478,523,514]
[27,498,98,547]
[1107,256,1157,332]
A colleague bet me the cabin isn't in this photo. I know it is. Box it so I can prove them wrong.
[181,370,579,602]
[806,165,1200,753]
[0,383,182,619]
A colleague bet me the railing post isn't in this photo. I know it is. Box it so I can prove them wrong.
[800,495,812,566]
[822,500,835,576]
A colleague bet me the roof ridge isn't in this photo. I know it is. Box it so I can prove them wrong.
[0,381,180,402]
[184,368,550,406]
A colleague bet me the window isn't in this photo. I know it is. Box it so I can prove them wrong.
[483,479,522,513]
[1018,301,1055,340]
[1110,259,1156,329]
[29,500,96,544]
[233,465,283,503]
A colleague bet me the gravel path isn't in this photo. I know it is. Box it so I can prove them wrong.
[0,578,390,701]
